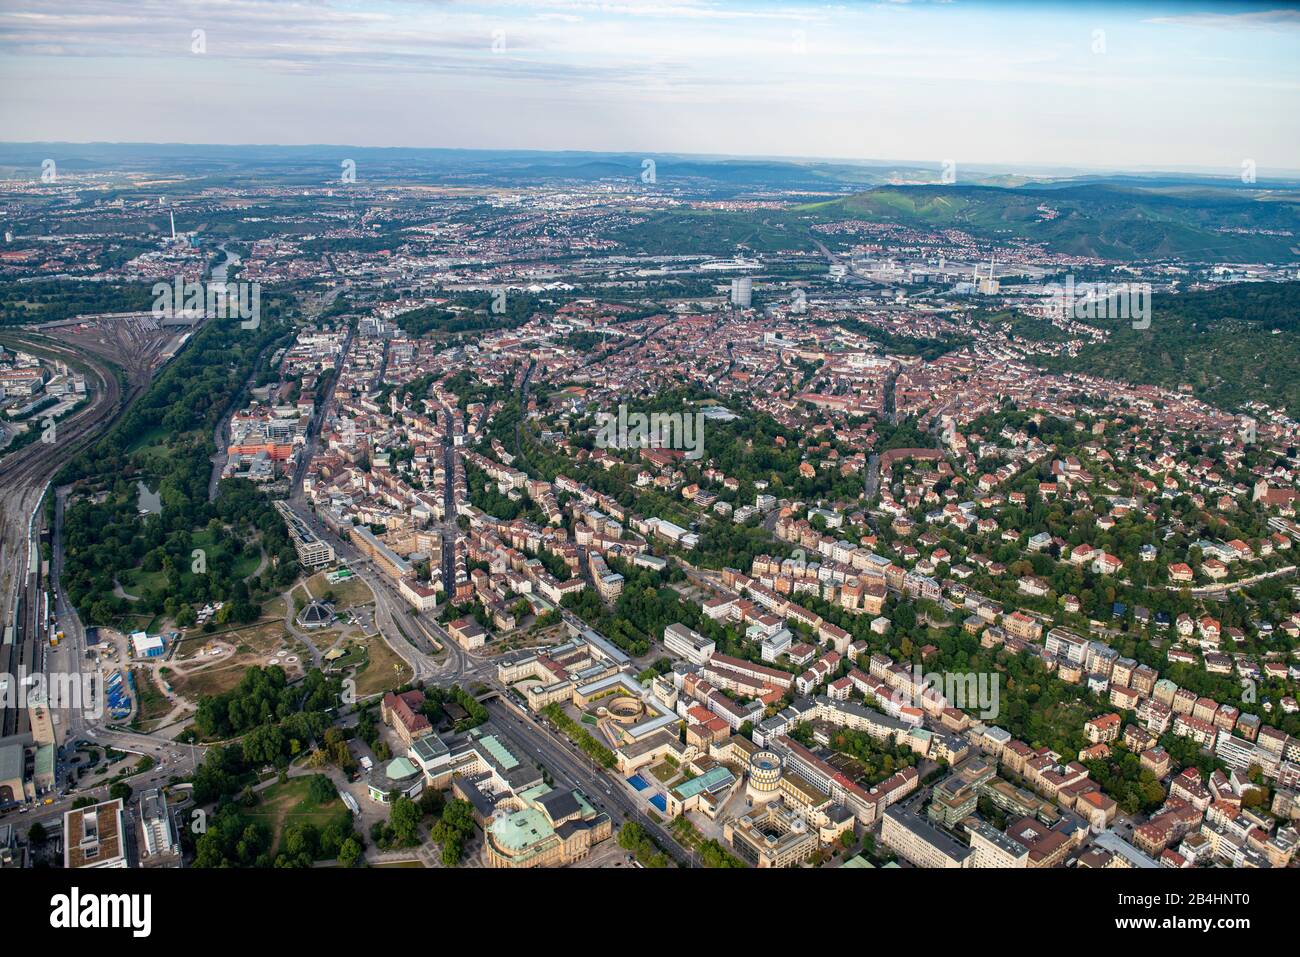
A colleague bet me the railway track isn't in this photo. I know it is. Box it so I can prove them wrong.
[0,336,120,591]
[0,312,203,746]
[0,332,125,740]
[0,333,123,482]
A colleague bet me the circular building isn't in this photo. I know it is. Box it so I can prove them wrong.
[296,599,336,630]
[747,749,783,803]
[601,696,646,725]
[366,756,424,804]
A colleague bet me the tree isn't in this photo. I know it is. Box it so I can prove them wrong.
[429,797,475,864]
[307,774,337,806]
[338,837,362,868]
[441,836,462,867]
[389,796,422,847]
[283,822,320,859]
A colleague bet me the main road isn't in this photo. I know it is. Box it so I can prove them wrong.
[280,499,453,685]
[484,694,698,867]
[269,315,450,687]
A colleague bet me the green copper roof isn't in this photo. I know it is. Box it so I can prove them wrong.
[386,756,418,779]
[488,807,555,853]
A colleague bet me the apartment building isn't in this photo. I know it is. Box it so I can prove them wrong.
[968,821,1029,867]
[881,805,972,868]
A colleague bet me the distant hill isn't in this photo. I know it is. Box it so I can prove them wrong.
[610,181,1300,259]
[800,184,1300,262]
[0,143,1128,194]
[1033,281,1300,417]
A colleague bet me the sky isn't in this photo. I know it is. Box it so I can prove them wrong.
[1,0,1298,173]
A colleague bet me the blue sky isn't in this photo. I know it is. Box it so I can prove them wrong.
[1,1,1297,173]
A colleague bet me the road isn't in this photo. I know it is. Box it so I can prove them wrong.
[281,348,693,862]
[863,365,904,504]
[210,286,349,500]
[275,316,454,687]
[6,726,206,835]
[1118,564,1297,601]
[289,312,352,493]
[280,500,450,684]
[266,320,485,692]
[485,695,699,867]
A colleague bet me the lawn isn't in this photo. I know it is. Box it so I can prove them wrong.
[169,620,304,701]
[352,635,413,697]
[305,571,374,610]
[169,661,247,700]
[118,526,266,605]
[195,528,265,581]
[123,423,174,458]
[245,777,352,855]
[290,584,313,612]
[649,761,679,785]
[122,567,168,594]
[325,640,367,671]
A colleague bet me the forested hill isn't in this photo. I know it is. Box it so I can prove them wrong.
[1037,281,1300,417]
[800,184,1300,262]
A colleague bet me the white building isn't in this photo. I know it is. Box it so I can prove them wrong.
[663,623,716,665]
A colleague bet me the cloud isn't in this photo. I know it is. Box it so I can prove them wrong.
[1144,8,1300,30]
[1,0,1296,168]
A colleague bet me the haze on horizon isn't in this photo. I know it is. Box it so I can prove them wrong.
[1,0,1298,175]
